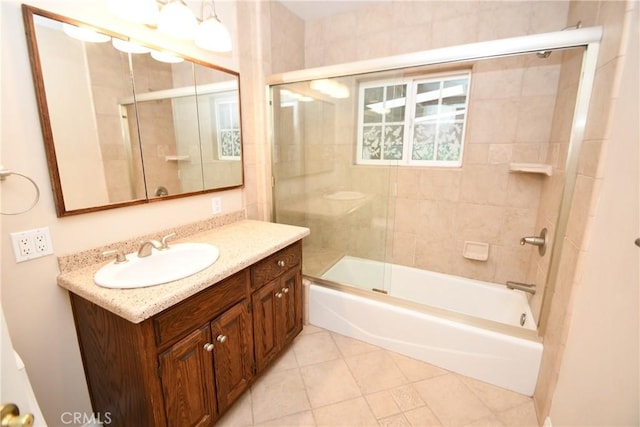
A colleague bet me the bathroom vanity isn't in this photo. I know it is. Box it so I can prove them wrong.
[57,220,309,426]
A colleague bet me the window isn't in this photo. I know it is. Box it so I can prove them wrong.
[215,98,241,159]
[356,72,470,167]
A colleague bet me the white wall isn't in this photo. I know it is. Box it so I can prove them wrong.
[548,2,639,424]
[1,0,244,424]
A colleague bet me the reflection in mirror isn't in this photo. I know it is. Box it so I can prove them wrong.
[31,13,145,212]
[22,5,244,216]
[129,55,200,199]
[194,63,243,190]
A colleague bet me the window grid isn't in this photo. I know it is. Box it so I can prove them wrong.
[357,72,470,167]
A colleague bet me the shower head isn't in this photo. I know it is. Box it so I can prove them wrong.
[535,21,582,59]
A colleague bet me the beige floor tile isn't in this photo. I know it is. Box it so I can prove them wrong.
[365,390,402,419]
[313,397,379,426]
[388,352,449,382]
[300,359,362,408]
[403,406,442,426]
[379,413,412,427]
[463,414,506,426]
[413,374,492,426]
[495,402,539,427]
[300,324,325,336]
[251,368,311,423]
[269,345,299,373]
[216,391,253,427]
[293,331,342,366]
[345,349,409,394]
[390,384,425,411]
[331,332,381,357]
[459,376,532,413]
[254,410,317,427]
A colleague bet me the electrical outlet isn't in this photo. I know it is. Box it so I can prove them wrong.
[10,227,53,262]
[211,197,222,214]
[33,227,53,254]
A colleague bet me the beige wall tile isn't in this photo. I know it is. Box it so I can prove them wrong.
[460,165,509,206]
[456,203,505,243]
[467,99,520,144]
[516,96,557,143]
[419,169,462,201]
[431,14,478,48]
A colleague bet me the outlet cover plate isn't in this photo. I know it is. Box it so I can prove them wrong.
[10,227,53,262]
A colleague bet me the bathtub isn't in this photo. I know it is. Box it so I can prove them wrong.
[308,256,543,395]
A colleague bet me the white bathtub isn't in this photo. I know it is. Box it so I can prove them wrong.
[309,256,543,395]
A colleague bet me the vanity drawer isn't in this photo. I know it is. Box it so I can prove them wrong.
[251,241,301,290]
[153,270,248,347]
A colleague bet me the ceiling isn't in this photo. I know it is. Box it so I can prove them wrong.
[277,0,392,21]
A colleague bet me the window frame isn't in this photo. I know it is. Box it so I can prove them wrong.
[355,71,471,167]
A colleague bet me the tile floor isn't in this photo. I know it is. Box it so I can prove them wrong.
[217,324,540,427]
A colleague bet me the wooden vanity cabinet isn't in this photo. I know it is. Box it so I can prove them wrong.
[158,300,253,425]
[251,242,303,373]
[69,241,303,427]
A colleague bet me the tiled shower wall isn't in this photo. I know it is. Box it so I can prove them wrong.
[272,1,575,289]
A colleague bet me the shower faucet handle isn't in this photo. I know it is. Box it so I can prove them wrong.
[520,228,547,256]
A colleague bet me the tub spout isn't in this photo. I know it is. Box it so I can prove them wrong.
[506,281,536,295]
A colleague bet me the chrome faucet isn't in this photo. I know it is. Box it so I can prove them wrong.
[506,281,536,295]
[137,240,162,257]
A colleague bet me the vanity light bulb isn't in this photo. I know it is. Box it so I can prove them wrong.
[194,17,232,52]
[62,23,111,43]
[112,38,151,54]
[157,1,198,40]
[150,50,184,63]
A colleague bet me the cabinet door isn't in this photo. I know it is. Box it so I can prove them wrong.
[277,267,303,346]
[252,280,280,373]
[211,301,254,412]
[159,325,217,427]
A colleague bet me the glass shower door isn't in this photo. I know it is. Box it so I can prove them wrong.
[270,77,396,293]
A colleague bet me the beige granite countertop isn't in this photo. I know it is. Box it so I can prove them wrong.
[57,220,310,323]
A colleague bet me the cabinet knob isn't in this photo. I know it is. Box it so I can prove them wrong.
[281,287,289,294]
[275,292,283,299]
[277,260,286,268]
[216,335,227,343]
[203,343,214,352]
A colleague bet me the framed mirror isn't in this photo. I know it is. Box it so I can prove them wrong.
[22,5,244,217]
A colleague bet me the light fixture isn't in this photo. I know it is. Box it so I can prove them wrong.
[109,0,158,25]
[62,23,111,43]
[194,1,232,52]
[310,79,350,99]
[150,50,184,63]
[112,38,152,54]
[157,0,198,39]
[108,0,232,53]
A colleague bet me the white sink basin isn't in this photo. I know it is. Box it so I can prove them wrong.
[94,243,219,289]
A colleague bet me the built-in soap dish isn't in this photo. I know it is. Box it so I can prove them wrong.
[463,241,490,261]
[508,162,552,176]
